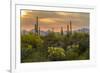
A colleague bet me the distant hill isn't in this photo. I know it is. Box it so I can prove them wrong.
[21,28,89,35]
[30,29,48,35]
[74,28,89,33]
[21,30,29,35]
[39,30,48,36]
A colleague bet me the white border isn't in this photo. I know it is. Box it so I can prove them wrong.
[11,4,96,73]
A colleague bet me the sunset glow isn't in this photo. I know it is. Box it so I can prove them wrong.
[21,10,89,32]
[40,18,55,23]
[21,10,27,17]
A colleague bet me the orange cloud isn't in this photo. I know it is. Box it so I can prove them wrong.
[21,10,89,32]
[40,18,55,23]
[56,12,69,16]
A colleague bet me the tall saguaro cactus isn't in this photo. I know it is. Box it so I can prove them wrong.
[67,24,69,34]
[69,20,72,34]
[66,20,72,35]
[34,16,39,35]
[38,27,40,35]
[61,27,64,35]
[52,28,54,32]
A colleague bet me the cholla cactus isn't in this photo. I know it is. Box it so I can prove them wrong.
[48,47,66,61]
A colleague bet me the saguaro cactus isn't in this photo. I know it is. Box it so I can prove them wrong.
[69,20,72,34]
[52,28,54,32]
[67,24,69,34]
[67,20,72,35]
[38,27,40,35]
[61,27,63,35]
[34,16,39,35]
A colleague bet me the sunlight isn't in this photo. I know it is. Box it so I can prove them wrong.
[40,18,55,23]
[21,10,27,17]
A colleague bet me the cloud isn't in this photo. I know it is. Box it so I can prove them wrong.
[40,18,55,23]
[56,12,69,16]
[21,10,89,31]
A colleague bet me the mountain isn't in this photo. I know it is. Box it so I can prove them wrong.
[21,28,89,36]
[31,29,48,36]
[21,30,29,35]
[74,28,89,33]
[40,30,48,36]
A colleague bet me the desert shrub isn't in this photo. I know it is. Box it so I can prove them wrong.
[48,47,66,61]
[78,48,89,60]
[21,45,33,62]
[65,44,80,60]
[21,33,44,51]
[43,32,64,48]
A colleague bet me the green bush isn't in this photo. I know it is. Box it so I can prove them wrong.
[21,32,89,62]
[78,48,89,60]
[65,44,79,60]
[21,45,33,62]
[48,47,66,61]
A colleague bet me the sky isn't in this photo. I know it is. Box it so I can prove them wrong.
[20,9,89,32]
